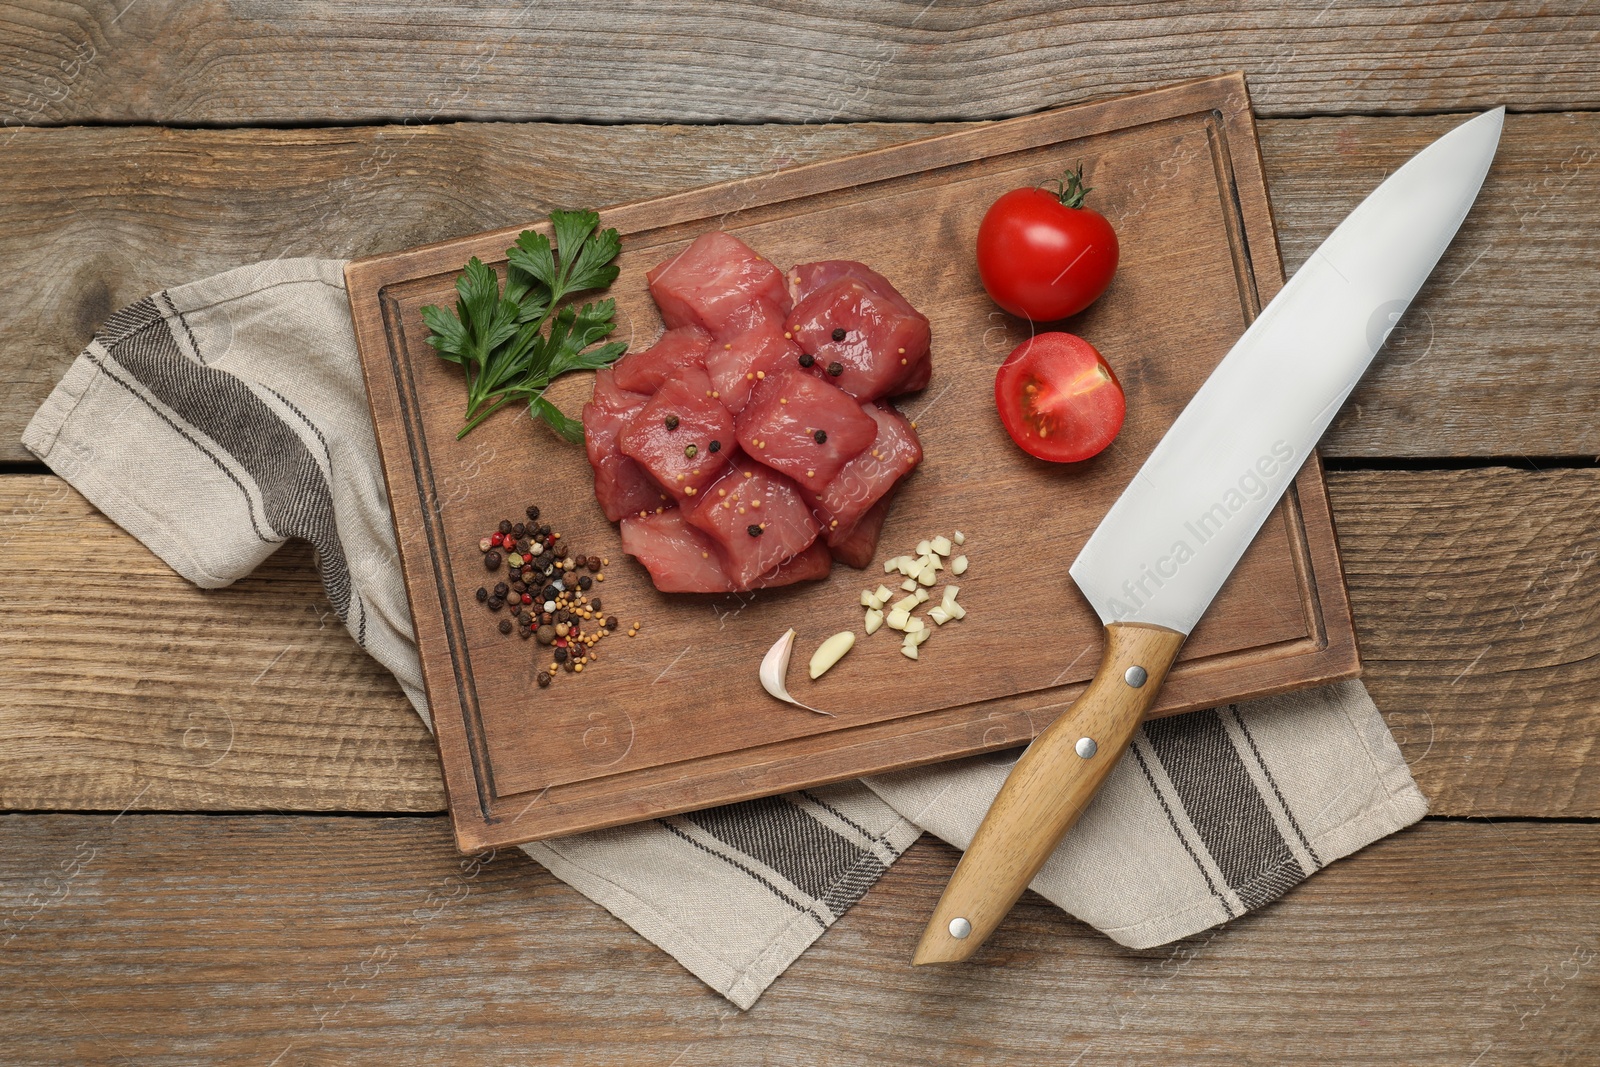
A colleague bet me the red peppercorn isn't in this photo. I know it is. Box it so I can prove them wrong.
[490,532,504,547]
[522,593,533,604]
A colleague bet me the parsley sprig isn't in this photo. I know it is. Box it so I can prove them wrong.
[421,209,626,442]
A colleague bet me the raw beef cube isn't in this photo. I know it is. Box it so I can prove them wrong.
[687,456,820,590]
[618,366,737,502]
[703,300,805,414]
[787,260,901,305]
[751,540,833,589]
[591,366,651,414]
[619,510,734,594]
[805,400,922,537]
[785,262,932,401]
[646,232,792,333]
[825,493,893,569]
[612,325,712,395]
[735,370,877,491]
[583,402,668,523]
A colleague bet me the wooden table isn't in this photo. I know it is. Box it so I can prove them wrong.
[2,4,1596,1062]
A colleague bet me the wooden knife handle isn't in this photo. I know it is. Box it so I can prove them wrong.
[913,622,1187,964]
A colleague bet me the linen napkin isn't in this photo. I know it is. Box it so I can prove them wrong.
[22,258,1429,1008]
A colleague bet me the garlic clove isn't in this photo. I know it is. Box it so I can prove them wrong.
[759,629,833,715]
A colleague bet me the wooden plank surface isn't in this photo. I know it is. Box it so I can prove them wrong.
[4,111,1597,464]
[2,1,1598,127]
[1,815,1594,1064]
[4,469,1595,818]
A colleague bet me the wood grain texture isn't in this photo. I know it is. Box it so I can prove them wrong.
[2,1,1598,127]
[348,76,1357,848]
[1,815,1595,1064]
[3,111,1596,464]
[1,468,1595,818]
[1330,468,1600,820]
[916,623,1187,963]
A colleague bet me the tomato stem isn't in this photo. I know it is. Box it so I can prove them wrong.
[1042,163,1092,209]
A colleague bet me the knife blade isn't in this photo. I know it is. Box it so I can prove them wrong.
[914,106,1505,965]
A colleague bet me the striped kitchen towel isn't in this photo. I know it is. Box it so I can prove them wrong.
[22,258,1428,1008]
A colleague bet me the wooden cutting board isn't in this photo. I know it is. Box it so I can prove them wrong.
[346,72,1359,853]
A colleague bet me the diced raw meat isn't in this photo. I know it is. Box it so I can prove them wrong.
[591,367,650,414]
[785,261,932,401]
[805,400,922,537]
[620,510,734,594]
[826,493,893,569]
[751,540,833,589]
[735,370,877,491]
[618,366,737,501]
[687,455,821,590]
[702,301,805,414]
[583,403,668,523]
[611,325,711,395]
[646,232,792,334]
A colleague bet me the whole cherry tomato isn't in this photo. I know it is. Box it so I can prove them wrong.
[976,165,1119,321]
[994,332,1124,463]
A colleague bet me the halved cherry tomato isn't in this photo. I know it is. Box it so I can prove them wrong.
[976,166,1119,321]
[994,332,1124,463]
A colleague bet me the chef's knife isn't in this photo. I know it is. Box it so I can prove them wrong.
[914,107,1505,964]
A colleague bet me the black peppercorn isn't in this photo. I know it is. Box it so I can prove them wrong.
[555,609,572,624]
[664,413,680,431]
[519,627,533,640]
[813,429,828,444]
[586,557,602,573]
[526,505,540,522]
[485,550,502,570]
[475,587,489,603]
[708,439,722,453]
[537,671,551,688]
[748,524,763,537]
[512,581,528,594]
[832,327,846,341]
[541,584,559,601]
[554,647,568,663]
[578,574,593,591]
[493,582,509,598]
[498,519,513,535]
[573,555,587,569]
[498,619,513,635]
[589,597,602,612]
[798,353,815,368]
[563,658,576,673]
[512,522,527,538]
[827,361,844,377]
[487,597,504,612]
[536,524,552,539]
[605,615,619,630]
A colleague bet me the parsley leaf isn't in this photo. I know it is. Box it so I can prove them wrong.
[421,209,626,441]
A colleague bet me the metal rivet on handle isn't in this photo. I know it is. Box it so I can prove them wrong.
[1124,665,1148,688]
[949,917,972,939]
[1075,736,1098,759]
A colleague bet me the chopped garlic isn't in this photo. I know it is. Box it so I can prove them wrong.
[931,535,952,556]
[916,566,937,587]
[864,608,884,635]
[911,626,930,646]
[904,616,925,634]
[809,631,856,679]
[915,539,932,555]
[949,602,967,620]
[928,606,950,625]
[874,584,892,603]
[901,641,919,661]
[942,585,960,605]
[861,589,883,609]
[900,578,918,593]
[951,555,968,576]
[953,530,965,545]
[914,588,930,604]
[885,607,911,630]
[892,593,921,614]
